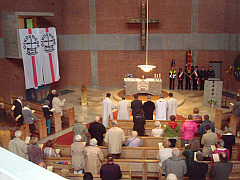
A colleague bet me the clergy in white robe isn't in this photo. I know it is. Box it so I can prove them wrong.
[102,93,115,127]
[155,94,168,120]
[167,93,178,120]
[117,95,130,120]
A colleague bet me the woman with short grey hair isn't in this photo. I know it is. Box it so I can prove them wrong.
[71,135,85,174]
[84,138,104,175]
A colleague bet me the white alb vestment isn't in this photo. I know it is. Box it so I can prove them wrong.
[167,97,178,120]
[102,97,115,127]
[155,98,168,120]
[117,100,130,120]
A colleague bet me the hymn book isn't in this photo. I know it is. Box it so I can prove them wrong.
[47,166,53,172]
[194,152,197,161]
[16,115,21,120]
[11,105,15,110]
[212,154,220,162]
[211,145,216,152]
[38,144,43,149]
[158,143,164,150]
[25,136,31,144]
[32,110,35,113]
[50,108,55,112]
[56,149,61,154]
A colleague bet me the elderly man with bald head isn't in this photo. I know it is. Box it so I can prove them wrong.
[88,116,106,146]
[162,148,187,180]
[104,120,125,159]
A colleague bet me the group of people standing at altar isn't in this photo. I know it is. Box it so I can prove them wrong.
[169,65,215,90]
[102,92,178,131]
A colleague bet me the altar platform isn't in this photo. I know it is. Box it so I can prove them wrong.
[124,78,162,96]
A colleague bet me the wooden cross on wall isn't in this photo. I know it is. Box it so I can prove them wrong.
[126,1,160,47]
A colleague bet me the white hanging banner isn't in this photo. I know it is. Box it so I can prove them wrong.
[39,27,60,84]
[19,28,44,89]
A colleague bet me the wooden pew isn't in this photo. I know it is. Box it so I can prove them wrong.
[20,124,30,141]
[54,145,239,161]
[105,127,183,137]
[34,118,48,139]
[109,119,183,129]
[44,156,240,180]
[0,130,11,149]
[62,107,75,128]
[215,109,223,130]
[44,157,160,180]
[64,174,131,180]
[53,112,62,133]
[230,115,240,136]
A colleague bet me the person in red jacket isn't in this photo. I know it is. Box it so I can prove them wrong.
[181,114,198,147]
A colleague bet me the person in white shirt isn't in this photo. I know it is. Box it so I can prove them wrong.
[102,93,115,127]
[157,140,173,167]
[117,95,130,120]
[52,92,65,116]
[151,121,164,137]
[155,94,168,120]
[167,93,177,120]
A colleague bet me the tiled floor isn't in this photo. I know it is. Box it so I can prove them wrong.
[38,87,237,144]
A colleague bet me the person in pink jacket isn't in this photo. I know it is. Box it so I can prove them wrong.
[181,114,198,147]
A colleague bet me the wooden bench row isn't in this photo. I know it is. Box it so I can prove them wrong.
[54,145,239,161]
[44,157,240,180]
[105,126,183,137]
[108,119,183,129]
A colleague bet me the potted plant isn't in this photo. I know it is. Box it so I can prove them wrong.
[208,98,217,108]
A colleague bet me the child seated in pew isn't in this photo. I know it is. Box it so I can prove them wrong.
[126,131,141,147]
[151,121,164,137]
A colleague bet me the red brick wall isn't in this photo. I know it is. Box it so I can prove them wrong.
[197,50,240,92]
[0,58,25,101]
[96,0,191,34]
[98,50,186,88]
[198,0,226,33]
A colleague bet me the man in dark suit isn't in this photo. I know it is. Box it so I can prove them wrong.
[192,66,199,90]
[100,154,122,180]
[142,95,155,120]
[199,66,207,91]
[210,152,233,180]
[131,94,142,117]
[46,90,56,109]
[207,66,215,79]
[13,96,24,127]
[88,116,106,146]
[0,102,7,123]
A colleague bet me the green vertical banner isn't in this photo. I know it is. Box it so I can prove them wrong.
[26,19,33,29]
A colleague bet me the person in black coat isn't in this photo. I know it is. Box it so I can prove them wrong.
[199,66,207,91]
[192,66,199,90]
[177,68,184,90]
[221,129,235,159]
[131,94,142,117]
[42,100,53,135]
[13,96,24,127]
[188,152,208,180]
[142,95,155,120]
[46,90,56,109]
[88,116,106,146]
[133,108,146,136]
[207,66,215,79]
[100,155,122,180]
[0,103,7,123]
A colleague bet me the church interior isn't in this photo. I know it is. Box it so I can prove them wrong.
[0,0,240,179]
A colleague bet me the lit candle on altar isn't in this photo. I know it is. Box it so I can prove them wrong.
[159,73,161,79]
[154,74,156,80]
